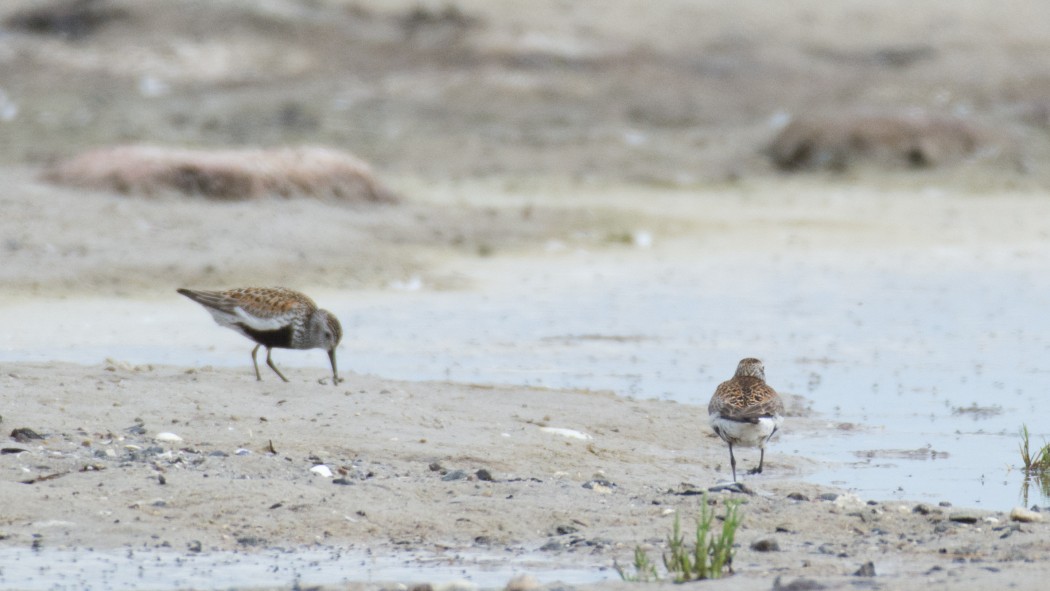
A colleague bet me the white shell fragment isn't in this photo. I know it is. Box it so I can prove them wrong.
[310,465,334,478]
[154,432,183,443]
[539,427,593,440]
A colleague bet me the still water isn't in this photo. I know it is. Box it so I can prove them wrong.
[1,246,1048,509]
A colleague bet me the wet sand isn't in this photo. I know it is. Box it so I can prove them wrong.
[2,361,1048,591]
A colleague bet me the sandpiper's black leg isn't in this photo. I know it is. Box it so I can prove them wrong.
[328,349,342,385]
[749,448,765,475]
[265,347,290,382]
[729,443,738,482]
[251,344,263,381]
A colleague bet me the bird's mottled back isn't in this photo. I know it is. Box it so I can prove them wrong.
[223,287,318,317]
[709,358,783,421]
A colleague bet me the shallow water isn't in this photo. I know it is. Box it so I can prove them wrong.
[1,247,1048,509]
[0,546,611,590]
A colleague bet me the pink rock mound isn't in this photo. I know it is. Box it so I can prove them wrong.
[769,112,991,172]
[44,145,399,203]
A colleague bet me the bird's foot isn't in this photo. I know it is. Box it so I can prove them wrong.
[747,466,763,475]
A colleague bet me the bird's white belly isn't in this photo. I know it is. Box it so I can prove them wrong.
[709,415,782,448]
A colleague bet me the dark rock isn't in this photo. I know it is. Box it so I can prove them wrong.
[555,525,578,535]
[475,468,495,481]
[817,493,840,501]
[939,501,952,507]
[410,585,434,591]
[913,504,932,515]
[187,540,202,552]
[787,492,810,501]
[332,478,353,486]
[949,512,980,524]
[428,462,442,472]
[124,424,147,436]
[1,448,28,454]
[751,538,781,552]
[582,479,615,489]
[539,539,563,552]
[236,536,266,547]
[10,428,44,442]
[474,535,492,546]
[208,450,229,457]
[4,0,128,40]
[441,470,467,481]
[854,561,876,577]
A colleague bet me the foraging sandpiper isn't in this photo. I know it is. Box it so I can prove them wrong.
[708,358,784,481]
[177,287,343,385]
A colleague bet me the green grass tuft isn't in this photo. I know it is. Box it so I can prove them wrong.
[1019,424,1050,472]
[616,494,742,583]
[1019,424,1050,505]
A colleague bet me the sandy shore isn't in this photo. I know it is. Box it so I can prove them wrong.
[0,360,1046,590]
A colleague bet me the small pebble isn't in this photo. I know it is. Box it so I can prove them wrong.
[818,493,839,501]
[913,504,932,515]
[10,428,44,443]
[750,538,780,552]
[504,574,540,591]
[854,561,876,577]
[787,492,810,501]
[476,468,495,482]
[949,512,980,524]
[154,432,182,443]
[442,470,467,481]
[582,479,614,494]
[1010,507,1044,523]
[539,539,563,551]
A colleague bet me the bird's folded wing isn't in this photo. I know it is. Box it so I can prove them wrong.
[233,306,293,331]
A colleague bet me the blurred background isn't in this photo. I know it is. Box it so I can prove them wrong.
[3,0,1050,184]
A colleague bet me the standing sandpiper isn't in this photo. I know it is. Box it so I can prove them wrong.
[708,358,784,481]
[177,287,343,385]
